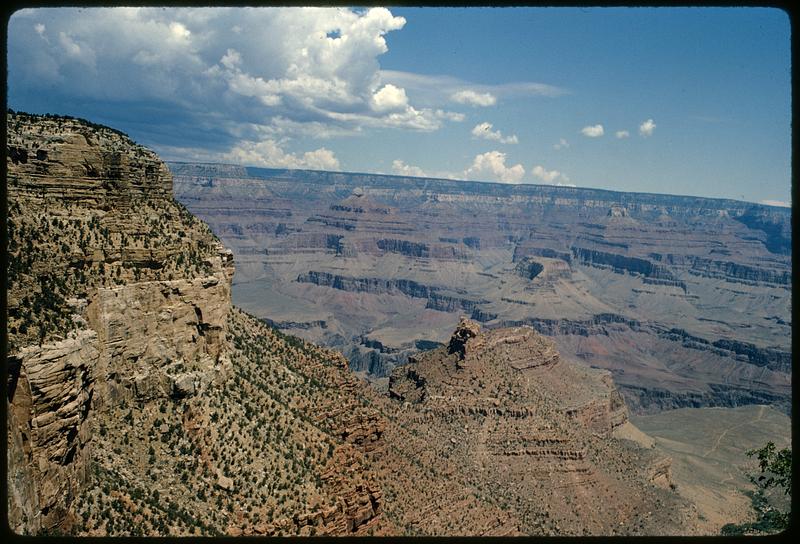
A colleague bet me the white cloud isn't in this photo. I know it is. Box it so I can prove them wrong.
[325,105,444,132]
[224,139,340,170]
[580,124,604,138]
[639,118,656,136]
[464,151,525,184]
[392,159,427,177]
[220,48,241,70]
[471,122,518,144]
[382,70,567,108]
[435,109,465,122]
[553,138,569,150]
[760,199,791,208]
[530,165,573,186]
[9,7,469,152]
[371,83,408,111]
[615,130,630,139]
[168,21,191,43]
[451,89,496,107]
[391,159,459,180]
[58,32,80,57]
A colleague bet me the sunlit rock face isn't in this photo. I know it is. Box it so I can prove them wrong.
[7,112,232,533]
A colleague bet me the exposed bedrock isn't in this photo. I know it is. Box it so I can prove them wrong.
[376,238,429,258]
[655,327,791,373]
[169,161,791,428]
[512,245,573,264]
[381,319,697,536]
[296,271,486,313]
[497,313,644,337]
[686,257,791,286]
[571,246,789,288]
[516,258,544,280]
[7,331,98,533]
[622,384,790,415]
[6,112,234,533]
[571,247,677,281]
[493,314,790,413]
[496,314,790,374]
[732,206,792,255]
[645,252,791,287]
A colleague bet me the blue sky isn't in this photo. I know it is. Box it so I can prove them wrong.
[7,7,791,205]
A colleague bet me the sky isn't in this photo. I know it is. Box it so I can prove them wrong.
[7,6,792,206]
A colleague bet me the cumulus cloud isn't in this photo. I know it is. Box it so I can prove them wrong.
[553,138,569,150]
[639,118,656,136]
[580,124,604,138]
[371,83,408,111]
[8,7,468,160]
[530,165,573,186]
[464,151,525,184]
[224,139,340,170]
[391,159,460,180]
[392,159,427,177]
[451,89,496,107]
[615,130,630,139]
[471,122,518,144]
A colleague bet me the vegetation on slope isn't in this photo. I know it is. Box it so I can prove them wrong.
[721,442,791,535]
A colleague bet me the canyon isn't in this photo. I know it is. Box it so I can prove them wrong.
[170,163,792,415]
[7,111,720,535]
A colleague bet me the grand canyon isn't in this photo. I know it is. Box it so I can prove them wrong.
[170,162,791,415]
[5,112,790,537]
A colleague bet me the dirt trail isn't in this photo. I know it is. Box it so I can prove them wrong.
[701,405,766,459]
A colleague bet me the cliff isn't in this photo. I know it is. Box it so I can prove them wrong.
[6,112,234,533]
[5,112,384,536]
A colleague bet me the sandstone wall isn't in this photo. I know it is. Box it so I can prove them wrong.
[6,112,234,533]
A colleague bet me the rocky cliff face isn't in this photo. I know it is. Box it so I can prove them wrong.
[5,113,383,536]
[6,112,235,534]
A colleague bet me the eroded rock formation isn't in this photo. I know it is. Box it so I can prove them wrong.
[6,112,235,533]
[375,319,698,535]
[5,112,383,536]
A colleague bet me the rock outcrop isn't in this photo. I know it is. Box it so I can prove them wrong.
[5,112,384,537]
[377,320,698,535]
[6,112,236,534]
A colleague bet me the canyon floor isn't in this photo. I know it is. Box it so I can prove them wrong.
[631,404,791,533]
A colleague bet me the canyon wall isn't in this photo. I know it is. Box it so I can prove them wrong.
[6,112,234,533]
[171,162,791,414]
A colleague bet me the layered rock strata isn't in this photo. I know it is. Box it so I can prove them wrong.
[170,162,791,415]
[5,112,383,536]
[6,112,235,533]
[375,319,700,535]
